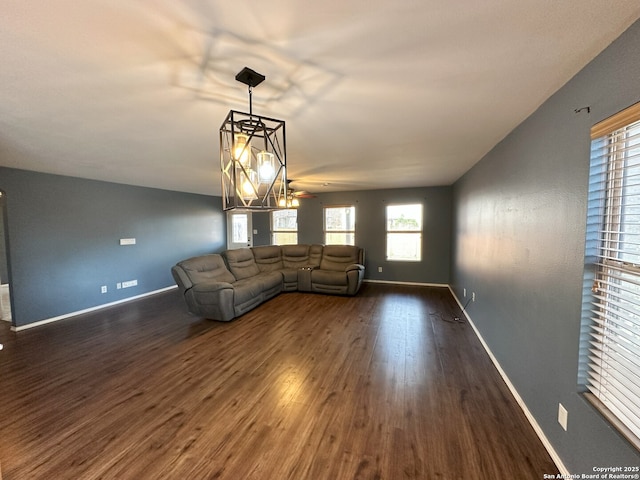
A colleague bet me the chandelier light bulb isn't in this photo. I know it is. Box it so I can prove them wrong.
[234,133,251,168]
[241,170,257,200]
[257,151,275,183]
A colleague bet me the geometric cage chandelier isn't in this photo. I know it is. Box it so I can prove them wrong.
[220,67,288,211]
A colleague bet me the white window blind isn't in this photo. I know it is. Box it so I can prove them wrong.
[585,101,640,449]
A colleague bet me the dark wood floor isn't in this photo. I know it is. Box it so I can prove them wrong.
[0,284,558,479]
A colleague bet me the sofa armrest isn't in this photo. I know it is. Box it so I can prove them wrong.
[171,265,193,293]
[345,264,365,296]
[345,264,365,273]
[185,280,235,321]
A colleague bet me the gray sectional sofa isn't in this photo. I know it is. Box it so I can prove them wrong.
[171,244,365,321]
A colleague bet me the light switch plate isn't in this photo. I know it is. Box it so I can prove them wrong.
[558,403,568,431]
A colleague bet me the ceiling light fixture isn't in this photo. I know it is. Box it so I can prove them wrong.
[278,184,300,209]
[220,67,287,211]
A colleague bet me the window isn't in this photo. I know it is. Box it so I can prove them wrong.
[582,101,640,449]
[386,204,422,261]
[324,206,355,245]
[271,209,298,245]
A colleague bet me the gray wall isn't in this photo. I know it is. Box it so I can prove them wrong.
[242,187,452,284]
[297,187,452,284]
[252,211,272,246]
[451,19,640,472]
[0,167,225,328]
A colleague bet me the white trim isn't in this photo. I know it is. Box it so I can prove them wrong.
[447,285,569,476]
[364,279,448,288]
[11,286,178,332]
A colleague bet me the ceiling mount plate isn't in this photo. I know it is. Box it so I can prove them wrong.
[235,67,265,88]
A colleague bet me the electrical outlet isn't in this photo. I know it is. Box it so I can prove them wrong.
[117,282,122,289]
[101,285,107,294]
[463,288,466,297]
[558,403,568,431]
[472,292,476,302]
[122,279,138,288]
[378,267,383,273]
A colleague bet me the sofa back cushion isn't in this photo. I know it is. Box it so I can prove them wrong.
[309,244,324,267]
[252,245,284,272]
[178,254,236,285]
[281,244,310,268]
[320,245,363,271]
[223,248,260,280]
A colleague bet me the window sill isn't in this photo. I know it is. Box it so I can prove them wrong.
[584,392,640,453]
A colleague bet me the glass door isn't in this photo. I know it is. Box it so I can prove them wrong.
[227,211,253,249]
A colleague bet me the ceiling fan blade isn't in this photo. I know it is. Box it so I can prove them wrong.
[294,191,316,198]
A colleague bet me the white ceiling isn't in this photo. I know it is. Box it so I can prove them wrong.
[2,1,639,196]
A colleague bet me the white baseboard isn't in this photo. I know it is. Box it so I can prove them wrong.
[364,279,448,288]
[447,285,569,476]
[11,285,178,332]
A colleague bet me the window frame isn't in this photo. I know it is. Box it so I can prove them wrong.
[385,203,423,262]
[323,205,356,245]
[582,101,640,452]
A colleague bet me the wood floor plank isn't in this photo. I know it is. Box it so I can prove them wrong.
[0,284,559,479]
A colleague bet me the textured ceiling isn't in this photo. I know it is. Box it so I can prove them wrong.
[2,1,639,195]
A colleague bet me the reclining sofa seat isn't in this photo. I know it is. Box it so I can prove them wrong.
[172,244,365,322]
[171,254,236,321]
[222,248,283,316]
[312,244,365,295]
[251,245,290,290]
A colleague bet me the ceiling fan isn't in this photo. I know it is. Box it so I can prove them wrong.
[287,180,316,199]
[278,180,315,208]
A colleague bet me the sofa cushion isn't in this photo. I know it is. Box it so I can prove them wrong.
[309,244,323,267]
[320,245,362,272]
[232,277,265,305]
[252,245,284,272]
[281,244,310,268]
[257,271,284,299]
[177,254,236,285]
[224,248,260,280]
[311,269,349,286]
[191,281,234,304]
